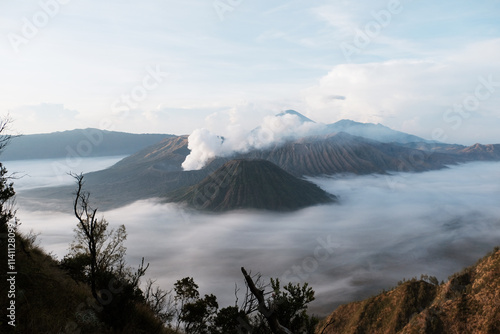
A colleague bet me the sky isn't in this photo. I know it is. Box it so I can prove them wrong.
[1,0,500,144]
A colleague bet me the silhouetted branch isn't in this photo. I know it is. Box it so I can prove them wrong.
[319,319,335,334]
[0,115,19,152]
[71,172,99,301]
[241,267,292,334]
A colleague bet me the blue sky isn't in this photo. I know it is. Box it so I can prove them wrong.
[1,0,500,144]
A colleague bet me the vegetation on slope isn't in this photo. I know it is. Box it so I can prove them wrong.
[317,247,500,334]
[0,232,176,334]
[0,172,177,333]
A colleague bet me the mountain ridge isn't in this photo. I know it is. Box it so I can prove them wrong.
[16,117,500,211]
[276,109,316,123]
[1,128,173,161]
[238,132,457,177]
[325,118,434,144]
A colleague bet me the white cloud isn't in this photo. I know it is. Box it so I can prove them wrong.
[312,3,362,38]
[2,0,499,141]
[302,39,500,144]
[11,103,80,134]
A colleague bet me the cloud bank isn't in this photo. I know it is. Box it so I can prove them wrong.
[6,156,124,191]
[302,39,500,145]
[16,158,500,315]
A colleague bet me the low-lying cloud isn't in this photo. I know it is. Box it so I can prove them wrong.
[6,156,124,191]
[15,158,500,315]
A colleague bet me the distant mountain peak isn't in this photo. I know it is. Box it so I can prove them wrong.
[333,119,360,125]
[275,110,316,123]
[333,119,388,128]
[327,119,433,144]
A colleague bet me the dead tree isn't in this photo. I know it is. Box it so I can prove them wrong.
[241,267,293,334]
[72,173,100,301]
[0,115,18,151]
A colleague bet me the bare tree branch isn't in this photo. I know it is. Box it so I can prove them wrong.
[71,172,99,301]
[131,257,150,288]
[0,115,19,153]
[319,319,335,334]
[241,267,293,334]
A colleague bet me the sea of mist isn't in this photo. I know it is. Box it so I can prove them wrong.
[9,157,500,315]
[6,156,127,191]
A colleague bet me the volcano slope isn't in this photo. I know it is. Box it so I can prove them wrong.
[170,159,336,211]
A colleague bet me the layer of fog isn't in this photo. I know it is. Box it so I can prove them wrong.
[14,159,500,315]
[6,156,125,191]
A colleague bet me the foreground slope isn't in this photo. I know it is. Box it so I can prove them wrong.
[317,247,500,334]
[0,233,176,334]
[171,159,336,211]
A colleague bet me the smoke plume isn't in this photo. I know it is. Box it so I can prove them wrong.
[182,112,325,170]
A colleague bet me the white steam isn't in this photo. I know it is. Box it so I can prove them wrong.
[181,129,225,171]
[182,113,325,170]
